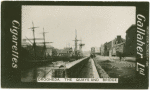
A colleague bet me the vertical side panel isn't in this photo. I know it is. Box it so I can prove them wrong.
[1,1,21,87]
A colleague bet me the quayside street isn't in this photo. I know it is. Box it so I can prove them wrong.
[93,55,136,83]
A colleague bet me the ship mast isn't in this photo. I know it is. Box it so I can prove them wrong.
[28,22,40,82]
[40,27,53,59]
[42,28,48,59]
[28,22,39,59]
[73,29,80,57]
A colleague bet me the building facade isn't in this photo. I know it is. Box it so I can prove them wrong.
[125,24,136,56]
[101,35,126,56]
[111,35,126,56]
[100,44,105,56]
[100,25,136,57]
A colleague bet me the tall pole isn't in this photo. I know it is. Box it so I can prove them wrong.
[40,28,54,78]
[43,28,47,59]
[43,28,46,78]
[28,22,39,82]
[72,29,80,59]
[29,22,39,59]
[75,30,77,57]
[32,23,36,58]
[40,28,53,59]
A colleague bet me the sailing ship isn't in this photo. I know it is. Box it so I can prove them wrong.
[21,22,53,69]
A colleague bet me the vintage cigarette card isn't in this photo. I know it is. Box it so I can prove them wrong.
[1,1,149,89]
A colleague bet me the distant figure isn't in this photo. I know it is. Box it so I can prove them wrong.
[122,54,125,61]
[90,54,94,58]
[119,53,126,61]
[119,53,122,61]
[119,55,122,61]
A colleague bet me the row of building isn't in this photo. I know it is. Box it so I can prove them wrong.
[100,24,136,57]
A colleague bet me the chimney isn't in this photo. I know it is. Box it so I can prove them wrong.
[117,35,121,43]
[117,35,121,40]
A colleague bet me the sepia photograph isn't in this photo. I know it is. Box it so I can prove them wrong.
[21,6,136,83]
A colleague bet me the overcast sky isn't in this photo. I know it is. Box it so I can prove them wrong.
[22,6,135,51]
